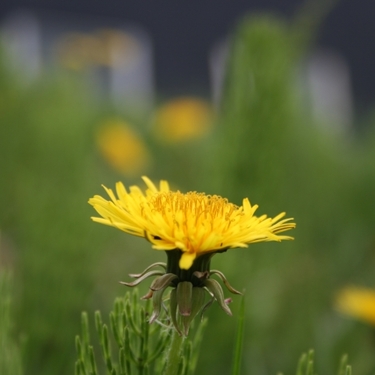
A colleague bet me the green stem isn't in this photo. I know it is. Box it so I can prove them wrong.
[164,330,184,375]
[231,294,245,375]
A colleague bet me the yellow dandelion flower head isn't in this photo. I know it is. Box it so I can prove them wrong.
[89,177,295,270]
[95,119,150,176]
[335,286,375,325]
[153,97,214,143]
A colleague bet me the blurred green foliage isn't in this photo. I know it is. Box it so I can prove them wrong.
[1,5,375,375]
[0,271,23,375]
[198,13,375,375]
[0,48,110,374]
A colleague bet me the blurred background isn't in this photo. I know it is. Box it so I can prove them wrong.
[1,0,375,374]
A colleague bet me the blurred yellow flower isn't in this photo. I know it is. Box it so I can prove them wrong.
[153,97,214,143]
[57,29,139,70]
[335,286,375,325]
[89,176,295,270]
[95,119,150,176]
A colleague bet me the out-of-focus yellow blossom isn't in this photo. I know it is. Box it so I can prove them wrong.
[57,29,139,70]
[153,97,214,143]
[335,286,375,325]
[95,119,150,176]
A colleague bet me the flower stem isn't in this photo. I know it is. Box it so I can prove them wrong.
[164,330,184,375]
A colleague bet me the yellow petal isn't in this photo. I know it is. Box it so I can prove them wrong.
[142,176,158,192]
[179,252,197,270]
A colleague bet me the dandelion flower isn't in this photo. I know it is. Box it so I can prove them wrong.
[153,97,213,143]
[95,119,150,176]
[336,286,375,325]
[89,176,295,269]
[89,176,295,333]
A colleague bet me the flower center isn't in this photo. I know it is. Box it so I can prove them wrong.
[148,191,239,223]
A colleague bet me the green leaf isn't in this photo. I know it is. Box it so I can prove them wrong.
[231,294,245,375]
[338,354,348,375]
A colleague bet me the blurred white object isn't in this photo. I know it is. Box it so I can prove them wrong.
[304,50,353,132]
[108,28,154,115]
[1,10,154,115]
[1,11,42,83]
[208,38,229,108]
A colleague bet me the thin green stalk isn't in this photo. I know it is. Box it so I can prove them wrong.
[231,294,245,375]
[164,330,184,375]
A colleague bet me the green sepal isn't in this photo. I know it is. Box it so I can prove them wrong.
[176,281,193,316]
[169,288,182,335]
[203,278,232,316]
[128,262,167,278]
[120,270,165,287]
[149,273,178,291]
[150,288,167,323]
[181,287,206,336]
[210,269,242,295]
[200,295,215,319]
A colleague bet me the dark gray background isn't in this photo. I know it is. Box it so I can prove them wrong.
[0,0,373,111]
